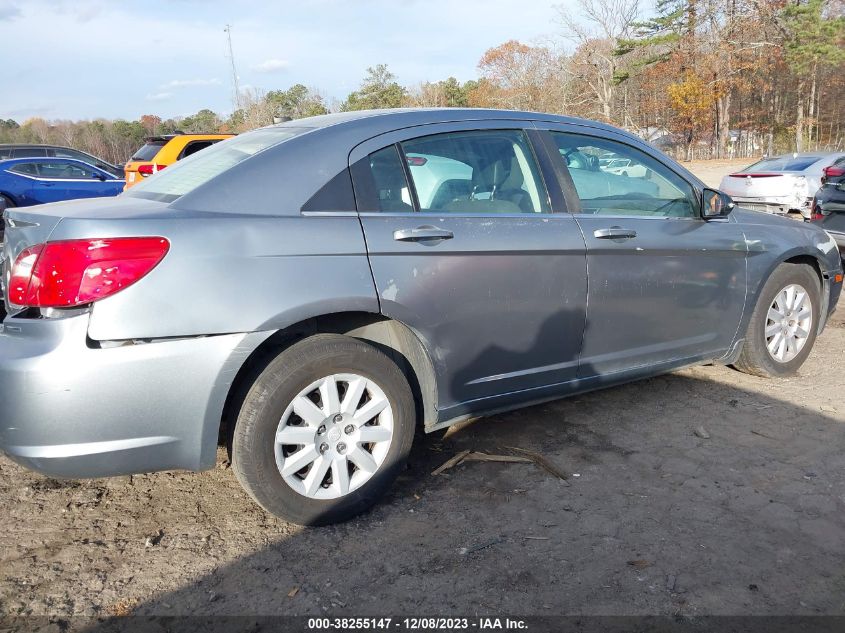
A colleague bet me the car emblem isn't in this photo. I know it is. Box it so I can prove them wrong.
[746,176,752,187]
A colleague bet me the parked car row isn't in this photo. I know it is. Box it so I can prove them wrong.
[719,152,845,219]
[0,133,232,210]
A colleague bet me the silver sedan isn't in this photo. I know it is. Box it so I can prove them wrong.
[720,152,845,218]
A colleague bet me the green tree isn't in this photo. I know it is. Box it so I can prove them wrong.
[342,64,407,110]
[781,0,845,150]
[266,84,328,119]
[178,109,222,133]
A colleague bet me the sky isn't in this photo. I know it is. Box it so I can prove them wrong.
[0,0,570,122]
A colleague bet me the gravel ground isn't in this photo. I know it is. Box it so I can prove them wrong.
[1,160,843,621]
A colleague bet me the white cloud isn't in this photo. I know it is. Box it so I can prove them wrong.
[145,92,172,101]
[0,2,21,20]
[252,58,289,73]
[159,78,222,89]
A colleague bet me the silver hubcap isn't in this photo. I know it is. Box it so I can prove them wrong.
[765,283,813,363]
[275,373,394,500]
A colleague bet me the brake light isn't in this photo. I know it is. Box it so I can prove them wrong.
[137,163,165,177]
[822,165,845,183]
[8,237,169,307]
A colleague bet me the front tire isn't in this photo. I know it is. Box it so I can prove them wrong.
[734,263,821,378]
[232,334,415,525]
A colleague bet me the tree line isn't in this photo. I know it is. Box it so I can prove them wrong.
[1,0,842,165]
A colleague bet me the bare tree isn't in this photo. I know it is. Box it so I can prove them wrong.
[556,0,641,122]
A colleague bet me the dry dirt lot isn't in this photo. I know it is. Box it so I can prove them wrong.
[1,159,843,622]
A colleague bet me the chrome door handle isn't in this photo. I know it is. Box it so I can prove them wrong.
[594,227,637,240]
[393,226,454,242]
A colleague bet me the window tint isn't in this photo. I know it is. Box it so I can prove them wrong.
[550,132,697,218]
[181,140,216,159]
[12,148,47,158]
[8,162,40,176]
[367,145,414,212]
[131,141,166,161]
[400,130,549,214]
[38,161,97,179]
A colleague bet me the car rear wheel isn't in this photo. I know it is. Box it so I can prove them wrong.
[232,334,415,525]
[734,263,821,378]
[0,194,14,209]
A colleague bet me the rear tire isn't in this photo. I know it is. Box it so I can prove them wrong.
[0,194,14,209]
[734,263,821,378]
[232,334,415,526]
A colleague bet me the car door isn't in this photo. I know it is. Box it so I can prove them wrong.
[349,122,587,417]
[539,126,747,377]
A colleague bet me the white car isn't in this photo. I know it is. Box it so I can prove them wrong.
[601,157,648,178]
[720,152,845,219]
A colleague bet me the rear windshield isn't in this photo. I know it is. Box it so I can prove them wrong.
[125,127,309,202]
[741,156,822,173]
[131,141,167,162]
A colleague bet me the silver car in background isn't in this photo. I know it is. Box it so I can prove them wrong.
[1,109,842,525]
[720,152,845,218]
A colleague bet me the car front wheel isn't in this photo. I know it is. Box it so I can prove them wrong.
[734,263,821,378]
[232,334,415,525]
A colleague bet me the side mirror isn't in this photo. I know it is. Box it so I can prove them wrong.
[93,172,106,181]
[702,188,734,218]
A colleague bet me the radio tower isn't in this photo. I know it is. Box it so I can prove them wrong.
[224,24,241,111]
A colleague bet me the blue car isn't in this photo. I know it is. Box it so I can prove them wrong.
[0,157,124,209]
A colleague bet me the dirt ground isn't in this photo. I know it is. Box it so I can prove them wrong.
[2,159,844,621]
[684,158,753,188]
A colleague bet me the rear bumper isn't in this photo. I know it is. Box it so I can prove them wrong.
[0,314,270,478]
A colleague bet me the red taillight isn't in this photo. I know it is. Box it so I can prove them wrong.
[137,163,165,177]
[406,156,428,166]
[823,165,845,181]
[8,237,170,308]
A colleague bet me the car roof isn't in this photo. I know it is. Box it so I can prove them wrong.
[0,157,106,168]
[271,107,622,136]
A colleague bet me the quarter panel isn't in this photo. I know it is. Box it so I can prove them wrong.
[71,214,379,340]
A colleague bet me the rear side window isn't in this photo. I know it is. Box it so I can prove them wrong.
[131,141,166,162]
[551,132,697,218]
[8,162,40,176]
[180,140,216,159]
[400,130,549,214]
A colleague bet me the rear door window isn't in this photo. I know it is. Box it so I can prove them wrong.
[399,130,550,214]
[366,145,414,212]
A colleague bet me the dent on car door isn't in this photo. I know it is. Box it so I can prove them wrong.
[350,123,588,418]
[541,128,748,377]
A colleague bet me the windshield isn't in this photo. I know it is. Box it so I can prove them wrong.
[741,156,822,173]
[125,127,310,202]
